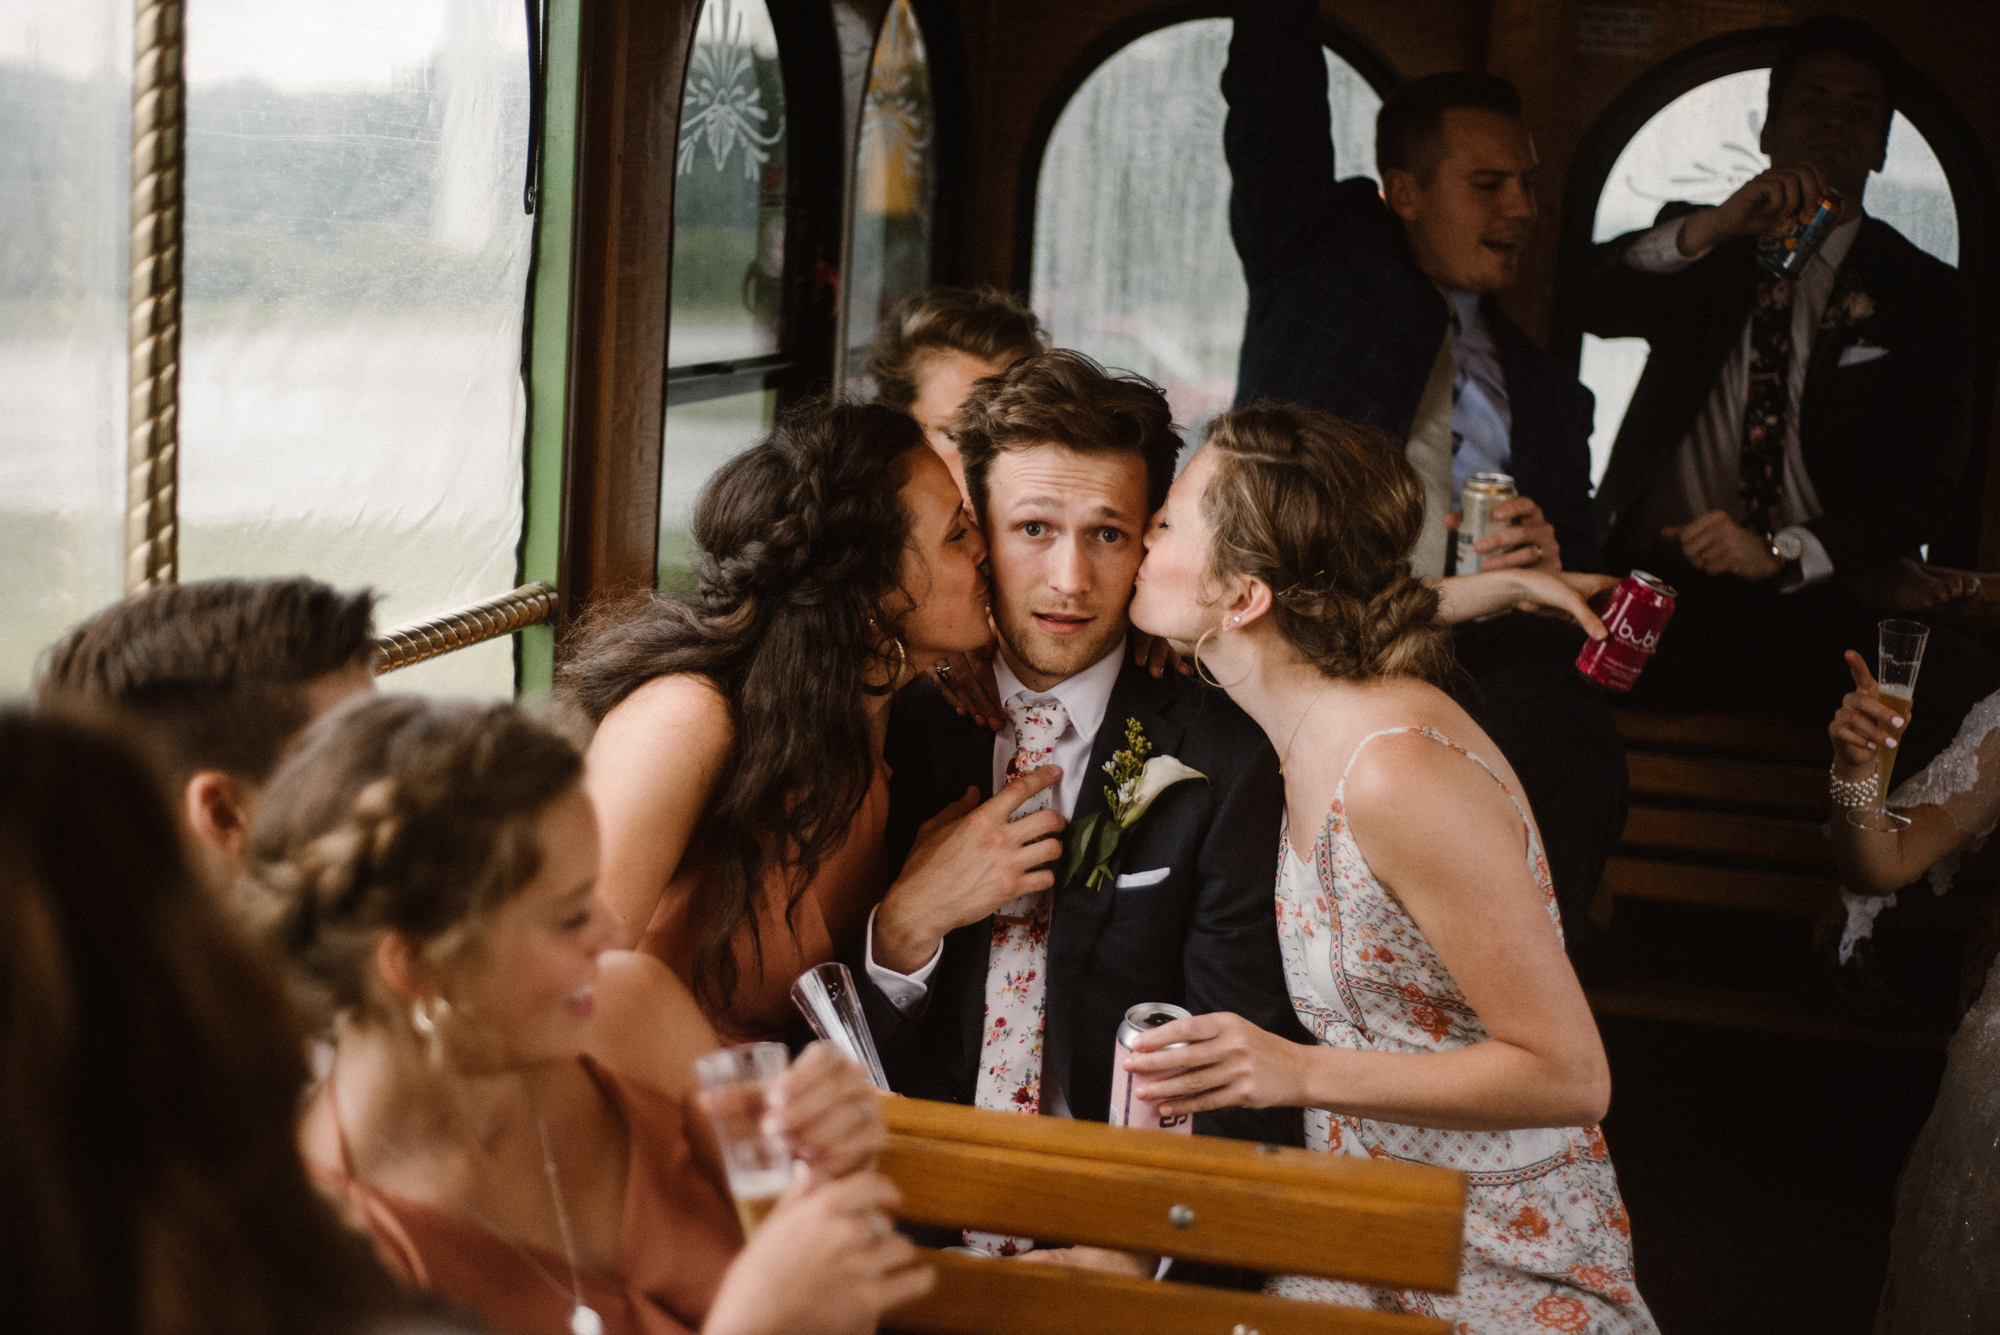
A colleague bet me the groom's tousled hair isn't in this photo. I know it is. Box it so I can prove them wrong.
[951,349,1180,525]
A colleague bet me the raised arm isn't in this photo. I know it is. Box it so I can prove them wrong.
[585,673,733,948]
[1223,0,1339,290]
[1556,203,1714,342]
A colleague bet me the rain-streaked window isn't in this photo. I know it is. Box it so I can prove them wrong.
[1031,19,1384,444]
[1579,68,1958,485]
[660,0,787,590]
[177,0,533,696]
[0,0,534,697]
[844,0,935,387]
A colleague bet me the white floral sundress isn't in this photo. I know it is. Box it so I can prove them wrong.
[1268,726,1657,1335]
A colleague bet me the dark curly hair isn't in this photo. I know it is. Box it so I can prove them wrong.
[866,286,1048,412]
[1201,405,1453,683]
[243,695,585,1026]
[553,399,929,1010]
[0,710,420,1335]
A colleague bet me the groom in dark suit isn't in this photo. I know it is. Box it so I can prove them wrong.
[1223,0,1624,966]
[852,352,1308,1214]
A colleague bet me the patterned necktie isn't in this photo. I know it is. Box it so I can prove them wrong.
[1740,275,1794,539]
[964,693,1069,1256]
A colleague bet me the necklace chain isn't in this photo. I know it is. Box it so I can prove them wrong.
[1280,680,1335,775]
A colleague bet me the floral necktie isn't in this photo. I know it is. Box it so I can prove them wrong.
[1740,275,1793,539]
[964,693,1069,1255]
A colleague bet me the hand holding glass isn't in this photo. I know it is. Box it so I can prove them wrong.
[1847,618,1928,833]
[695,1042,793,1236]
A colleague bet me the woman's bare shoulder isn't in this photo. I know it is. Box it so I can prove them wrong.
[589,949,720,1099]
[590,673,733,771]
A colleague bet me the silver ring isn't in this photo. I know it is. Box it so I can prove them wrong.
[933,662,953,680]
[1530,542,1544,563]
[861,1209,891,1240]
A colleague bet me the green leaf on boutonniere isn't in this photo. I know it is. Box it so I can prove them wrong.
[1082,819,1124,890]
[1062,811,1106,888]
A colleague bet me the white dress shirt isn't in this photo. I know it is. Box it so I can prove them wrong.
[863,640,1125,1014]
[1447,290,1514,501]
[1622,212,1862,590]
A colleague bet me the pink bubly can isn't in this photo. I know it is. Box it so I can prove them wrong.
[1109,1002,1194,1134]
[1576,571,1677,692]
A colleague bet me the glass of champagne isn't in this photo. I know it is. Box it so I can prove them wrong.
[694,1041,792,1236]
[1847,618,1929,833]
[790,962,891,1090]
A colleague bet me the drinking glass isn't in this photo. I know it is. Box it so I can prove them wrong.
[694,1041,792,1235]
[1847,618,1929,833]
[790,962,891,1090]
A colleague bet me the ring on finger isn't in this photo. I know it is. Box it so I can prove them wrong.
[859,1208,892,1241]
[933,662,953,680]
[1530,542,1544,564]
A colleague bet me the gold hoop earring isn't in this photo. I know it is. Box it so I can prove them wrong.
[1190,622,1252,691]
[411,996,450,1066]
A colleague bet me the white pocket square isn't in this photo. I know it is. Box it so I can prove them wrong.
[1838,344,1890,367]
[1113,867,1171,889]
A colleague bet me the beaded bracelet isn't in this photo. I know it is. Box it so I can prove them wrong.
[1829,768,1880,809]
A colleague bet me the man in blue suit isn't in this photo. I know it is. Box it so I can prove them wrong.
[1223,0,1625,968]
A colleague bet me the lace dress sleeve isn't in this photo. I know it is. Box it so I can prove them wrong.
[1887,691,2000,894]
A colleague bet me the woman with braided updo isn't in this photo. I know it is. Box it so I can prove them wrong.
[557,401,996,1042]
[1121,407,1657,1333]
[252,695,932,1335]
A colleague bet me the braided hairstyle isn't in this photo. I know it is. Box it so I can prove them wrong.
[553,399,928,1010]
[243,695,584,1027]
[1202,405,1454,683]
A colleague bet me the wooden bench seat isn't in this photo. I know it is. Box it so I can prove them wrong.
[877,1097,1467,1335]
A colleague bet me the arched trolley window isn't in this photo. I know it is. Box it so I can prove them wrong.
[1021,9,1397,445]
[1557,31,1991,493]
[660,0,840,591]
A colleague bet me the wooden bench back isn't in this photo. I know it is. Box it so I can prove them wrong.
[876,1098,1466,1335]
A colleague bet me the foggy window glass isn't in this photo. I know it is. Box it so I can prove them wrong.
[658,389,777,591]
[1580,68,1958,487]
[670,0,786,366]
[844,0,934,387]
[1031,19,1381,443]
[175,0,534,697]
[0,4,131,696]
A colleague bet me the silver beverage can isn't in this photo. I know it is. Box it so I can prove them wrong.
[1455,472,1517,575]
[1109,1002,1194,1134]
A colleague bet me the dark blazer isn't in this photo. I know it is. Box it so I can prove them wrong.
[1568,207,1977,578]
[1223,0,1600,572]
[852,656,1310,1148]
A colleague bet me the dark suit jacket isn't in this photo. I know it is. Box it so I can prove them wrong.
[1568,207,1977,578]
[1223,0,1600,572]
[851,656,1310,1148]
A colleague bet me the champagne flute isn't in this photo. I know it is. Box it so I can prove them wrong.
[790,962,891,1090]
[694,1042,792,1235]
[1846,618,1929,832]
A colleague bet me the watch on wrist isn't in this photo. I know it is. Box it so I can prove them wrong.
[1768,529,1805,565]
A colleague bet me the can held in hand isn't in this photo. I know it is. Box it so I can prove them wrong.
[1576,571,1677,692]
[1109,1002,1194,1134]
[1455,472,1517,575]
[1757,189,1843,279]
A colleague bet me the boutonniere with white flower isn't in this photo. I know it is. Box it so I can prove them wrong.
[1062,718,1206,891]
[1820,287,1875,333]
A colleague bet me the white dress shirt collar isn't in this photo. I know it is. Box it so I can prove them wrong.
[992,637,1127,820]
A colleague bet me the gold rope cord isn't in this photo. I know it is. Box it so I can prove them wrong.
[373,583,559,674]
[127,0,186,594]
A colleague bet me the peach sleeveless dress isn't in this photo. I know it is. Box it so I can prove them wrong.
[642,757,891,1043]
[1268,727,1657,1334]
[314,1060,741,1335]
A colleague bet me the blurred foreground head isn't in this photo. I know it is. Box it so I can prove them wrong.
[0,711,412,1335]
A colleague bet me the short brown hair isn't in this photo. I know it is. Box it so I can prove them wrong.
[1376,72,1524,183]
[867,286,1048,411]
[245,695,584,1027]
[1202,405,1452,683]
[36,578,377,786]
[953,349,1181,524]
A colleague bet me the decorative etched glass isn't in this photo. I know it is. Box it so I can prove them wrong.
[670,0,787,367]
[1031,19,1381,445]
[1580,69,1958,486]
[844,0,935,387]
[171,0,534,697]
